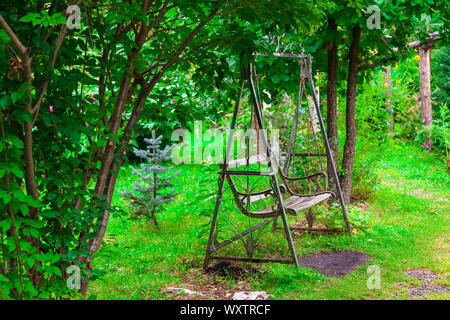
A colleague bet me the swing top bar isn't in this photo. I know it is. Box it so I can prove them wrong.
[253,33,308,59]
[254,52,309,58]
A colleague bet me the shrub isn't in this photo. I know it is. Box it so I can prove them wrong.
[316,203,374,235]
[432,105,450,170]
[351,140,382,200]
[432,46,450,107]
[119,132,181,226]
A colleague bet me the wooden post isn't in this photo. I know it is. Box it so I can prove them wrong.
[407,32,439,153]
[418,45,433,152]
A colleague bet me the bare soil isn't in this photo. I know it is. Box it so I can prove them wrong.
[162,262,265,300]
[298,250,371,277]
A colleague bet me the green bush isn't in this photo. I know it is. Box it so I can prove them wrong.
[432,105,449,167]
[350,138,383,200]
[316,202,374,234]
[432,46,450,107]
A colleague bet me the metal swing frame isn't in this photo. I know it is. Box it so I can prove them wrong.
[203,46,351,270]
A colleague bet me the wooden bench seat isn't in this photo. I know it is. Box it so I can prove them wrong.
[218,154,332,219]
[218,153,268,169]
[252,192,332,216]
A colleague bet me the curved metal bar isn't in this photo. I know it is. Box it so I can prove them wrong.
[282,171,326,181]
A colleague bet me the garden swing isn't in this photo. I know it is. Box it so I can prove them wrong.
[271,57,352,233]
[203,40,351,270]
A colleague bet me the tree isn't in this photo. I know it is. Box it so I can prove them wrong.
[418,44,433,152]
[0,0,316,298]
[305,0,447,203]
[119,132,180,226]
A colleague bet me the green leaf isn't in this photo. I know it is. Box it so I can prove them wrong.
[0,219,12,232]
[51,254,61,263]
[0,95,11,109]
[19,204,30,216]
[28,228,40,238]
[13,190,26,202]
[29,199,42,208]
[24,279,39,296]
[19,13,42,25]
[52,266,62,277]
[10,136,24,149]
[0,274,9,282]
[0,190,12,204]
[24,219,45,229]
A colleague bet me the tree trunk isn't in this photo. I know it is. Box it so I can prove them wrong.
[384,65,394,132]
[326,18,339,193]
[341,24,361,204]
[418,45,433,152]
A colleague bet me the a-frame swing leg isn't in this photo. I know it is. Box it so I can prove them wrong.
[203,81,244,271]
[247,63,300,267]
[204,61,300,269]
[203,175,225,270]
[269,175,300,267]
[305,56,352,234]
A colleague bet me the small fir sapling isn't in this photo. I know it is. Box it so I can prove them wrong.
[119,131,181,226]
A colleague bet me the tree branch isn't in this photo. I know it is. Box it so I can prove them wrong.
[0,15,28,56]
[32,24,68,119]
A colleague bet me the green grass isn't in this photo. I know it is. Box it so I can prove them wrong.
[88,140,449,300]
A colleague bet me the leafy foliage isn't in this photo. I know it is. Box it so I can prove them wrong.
[0,0,448,300]
[432,46,450,107]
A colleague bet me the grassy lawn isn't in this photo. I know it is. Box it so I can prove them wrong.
[89,140,449,300]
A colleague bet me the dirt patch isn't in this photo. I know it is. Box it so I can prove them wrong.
[298,250,371,277]
[162,262,266,300]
